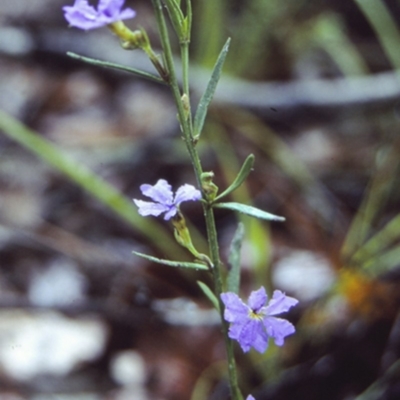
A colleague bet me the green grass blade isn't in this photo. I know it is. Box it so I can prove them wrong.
[193,0,227,68]
[348,212,400,277]
[193,38,230,139]
[341,145,400,260]
[0,110,185,258]
[313,12,370,76]
[361,245,400,277]
[354,0,400,71]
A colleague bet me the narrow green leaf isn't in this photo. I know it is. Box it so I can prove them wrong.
[214,154,255,201]
[132,251,208,270]
[67,52,166,85]
[227,223,244,294]
[350,213,400,266]
[360,246,400,277]
[355,0,400,71]
[214,202,285,221]
[193,38,231,139]
[197,281,220,311]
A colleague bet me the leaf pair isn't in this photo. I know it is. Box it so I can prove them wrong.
[194,50,285,222]
[211,153,285,222]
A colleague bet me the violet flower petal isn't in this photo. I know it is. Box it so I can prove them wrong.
[63,0,98,29]
[248,286,267,312]
[264,317,296,346]
[98,0,135,20]
[63,0,135,30]
[133,200,170,217]
[163,207,178,221]
[238,319,268,353]
[133,179,200,220]
[265,290,299,315]
[174,184,202,205]
[140,180,174,205]
[98,0,122,15]
[221,292,249,323]
[227,319,245,341]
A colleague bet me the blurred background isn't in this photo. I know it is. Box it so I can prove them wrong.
[1,0,400,399]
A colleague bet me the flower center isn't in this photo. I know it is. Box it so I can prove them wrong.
[248,309,264,321]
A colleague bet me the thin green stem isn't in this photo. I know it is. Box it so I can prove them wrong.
[181,41,190,95]
[151,1,243,398]
[151,0,200,177]
[204,208,243,400]
[180,34,194,145]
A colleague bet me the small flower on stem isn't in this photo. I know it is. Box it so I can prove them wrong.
[221,287,298,353]
[133,179,201,221]
[63,0,136,30]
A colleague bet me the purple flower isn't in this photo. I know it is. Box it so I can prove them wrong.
[221,287,298,353]
[63,0,136,30]
[246,396,255,400]
[133,179,201,220]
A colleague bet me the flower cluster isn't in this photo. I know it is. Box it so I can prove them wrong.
[133,179,201,221]
[221,287,298,353]
[132,180,299,354]
[63,0,135,30]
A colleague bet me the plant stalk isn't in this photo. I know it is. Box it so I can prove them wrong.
[151,0,243,398]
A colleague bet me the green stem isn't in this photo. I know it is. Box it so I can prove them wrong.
[181,41,190,96]
[180,41,194,135]
[204,207,243,400]
[151,0,199,175]
[151,1,242,398]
